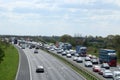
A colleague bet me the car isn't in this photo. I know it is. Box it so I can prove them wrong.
[73,57,78,61]
[36,66,44,73]
[87,54,92,58]
[69,50,76,55]
[113,71,120,80]
[98,68,105,75]
[34,49,38,53]
[29,46,32,49]
[74,53,79,57]
[66,53,72,58]
[103,70,113,78]
[76,57,83,63]
[84,61,93,67]
[65,50,70,54]
[119,67,120,70]
[93,65,101,72]
[91,59,98,64]
[91,55,97,59]
[101,63,110,69]
[62,51,67,56]
[85,56,91,61]
[49,48,54,51]
[21,45,25,49]
[57,49,63,53]
[35,46,40,49]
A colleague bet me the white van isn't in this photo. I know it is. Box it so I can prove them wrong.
[113,71,120,80]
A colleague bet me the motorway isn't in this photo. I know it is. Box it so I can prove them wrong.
[15,46,30,80]
[22,48,85,80]
[51,50,120,80]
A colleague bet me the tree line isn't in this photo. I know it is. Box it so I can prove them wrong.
[43,34,120,59]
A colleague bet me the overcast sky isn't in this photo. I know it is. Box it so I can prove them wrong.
[0,0,120,37]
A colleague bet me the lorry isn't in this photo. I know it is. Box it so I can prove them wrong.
[14,39,18,44]
[76,46,87,57]
[99,49,117,67]
[57,42,72,50]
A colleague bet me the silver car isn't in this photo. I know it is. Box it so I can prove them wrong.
[34,49,38,53]
[84,61,92,67]
[73,57,78,61]
[103,70,113,78]
[76,57,83,63]
[36,66,44,73]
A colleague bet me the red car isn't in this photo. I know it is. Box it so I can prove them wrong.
[98,68,105,75]
[93,65,101,72]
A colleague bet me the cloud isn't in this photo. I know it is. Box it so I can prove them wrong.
[0,0,120,36]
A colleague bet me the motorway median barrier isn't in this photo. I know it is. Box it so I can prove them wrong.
[41,48,105,80]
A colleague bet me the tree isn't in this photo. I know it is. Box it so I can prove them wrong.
[60,34,75,46]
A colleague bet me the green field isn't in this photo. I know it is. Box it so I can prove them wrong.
[0,45,19,80]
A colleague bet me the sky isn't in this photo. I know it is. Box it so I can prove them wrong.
[0,0,120,37]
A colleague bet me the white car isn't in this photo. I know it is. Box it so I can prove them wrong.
[66,53,72,58]
[103,70,113,78]
[76,57,83,63]
[84,61,92,67]
[36,66,44,73]
[62,51,67,55]
[73,57,78,61]
[113,71,120,80]
[85,56,91,61]
[74,53,79,57]
[69,50,76,55]
[50,48,54,51]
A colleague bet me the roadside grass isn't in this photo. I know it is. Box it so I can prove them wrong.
[0,45,19,80]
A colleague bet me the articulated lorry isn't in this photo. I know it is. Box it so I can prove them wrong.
[76,46,87,57]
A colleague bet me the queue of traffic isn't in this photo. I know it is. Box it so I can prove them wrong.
[16,40,120,80]
[46,44,120,80]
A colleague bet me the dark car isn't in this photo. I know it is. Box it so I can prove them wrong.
[101,63,110,69]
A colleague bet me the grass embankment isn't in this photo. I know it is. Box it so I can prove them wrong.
[0,45,19,80]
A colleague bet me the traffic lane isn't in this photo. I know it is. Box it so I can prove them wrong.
[37,50,85,80]
[62,55,113,80]
[53,52,113,80]
[66,56,113,80]
[23,48,85,80]
[23,49,41,80]
[15,46,30,80]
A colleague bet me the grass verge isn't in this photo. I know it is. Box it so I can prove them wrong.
[0,45,19,80]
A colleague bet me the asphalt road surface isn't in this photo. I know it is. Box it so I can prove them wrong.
[23,48,85,80]
[52,50,116,80]
[15,46,30,80]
